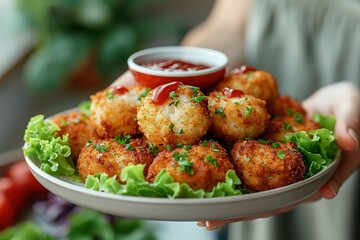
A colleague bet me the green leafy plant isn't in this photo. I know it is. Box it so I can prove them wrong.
[17,0,185,94]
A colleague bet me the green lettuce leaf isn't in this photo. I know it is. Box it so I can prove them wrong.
[23,115,75,176]
[312,113,336,131]
[85,164,243,199]
[285,128,340,178]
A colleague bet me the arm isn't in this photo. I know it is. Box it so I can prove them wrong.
[182,0,252,69]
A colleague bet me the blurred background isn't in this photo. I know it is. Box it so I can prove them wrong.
[0,0,225,239]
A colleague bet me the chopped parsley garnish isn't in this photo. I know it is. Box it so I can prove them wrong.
[86,140,109,153]
[258,139,270,145]
[245,156,253,162]
[211,143,220,152]
[172,151,194,175]
[200,140,209,147]
[148,144,158,155]
[283,122,293,131]
[79,100,91,116]
[169,123,175,133]
[125,144,134,151]
[169,91,179,99]
[190,95,206,105]
[168,123,184,134]
[215,107,226,118]
[185,86,206,104]
[245,72,253,79]
[277,150,286,159]
[138,89,150,101]
[204,155,219,167]
[106,91,114,100]
[186,86,200,95]
[176,143,183,148]
[183,145,192,151]
[167,144,173,150]
[294,113,304,123]
[115,134,131,145]
[271,142,280,148]
[169,100,180,107]
[287,109,304,123]
[60,117,67,126]
[244,106,252,116]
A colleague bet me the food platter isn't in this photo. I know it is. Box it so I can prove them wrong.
[25,152,340,221]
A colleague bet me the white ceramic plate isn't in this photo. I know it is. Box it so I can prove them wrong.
[25,153,340,221]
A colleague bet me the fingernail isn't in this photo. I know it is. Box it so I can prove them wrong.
[348,128,359,150]
[197,221,206,227]
[206,222,225,231]
[328,181,339,197]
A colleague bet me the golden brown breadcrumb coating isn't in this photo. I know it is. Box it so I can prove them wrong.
[267,95,307,118]
[146,141,234,192]
[231,140,305,192]
[51,111,97,160]
[137,84,211,146]
[77,137,156,183]
[207,90,270,141]
[90,85,150,137]
[214,70,279,103]
[262,115,321,142]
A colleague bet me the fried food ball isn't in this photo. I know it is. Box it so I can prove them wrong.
[267,95,306,117]
[262,115,321,142]
[231,140,305,192]
[214,69,279,102]
[51,111,97,160]
[146,141,234,192]
[137,82,211,146]
[90,85,150,138]
[207,88,270,141]
[77,137,156,183]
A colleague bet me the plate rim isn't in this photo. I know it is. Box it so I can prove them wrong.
[25,152,341,205]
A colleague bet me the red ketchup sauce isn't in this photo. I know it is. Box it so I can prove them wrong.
[223,87,244,98]
[112,86,129,95]
[151,81,183,105]
[141,59,209,72]
[231,65,257,75]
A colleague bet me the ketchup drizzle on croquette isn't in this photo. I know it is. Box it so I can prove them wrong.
[151,81,183,105]
[222,87,244,98]
[230,65,257,75]
[112,86,129,95]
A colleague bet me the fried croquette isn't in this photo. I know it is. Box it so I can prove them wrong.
[214,70,279,102]
[207,89,270,141]
[137,83,211,146]
[77,137,156,183]
[146,141,234,192]
[90,85,150,138]
[267,95,306,118]
[262,115,321,142]
[51,111,97,160]
[231,140,305,192]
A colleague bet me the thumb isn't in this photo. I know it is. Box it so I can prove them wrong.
[332,96,359,151]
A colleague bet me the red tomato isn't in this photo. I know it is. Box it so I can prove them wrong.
[0,177,26,212]
[6,161,47,198]
[0,193,15,231]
